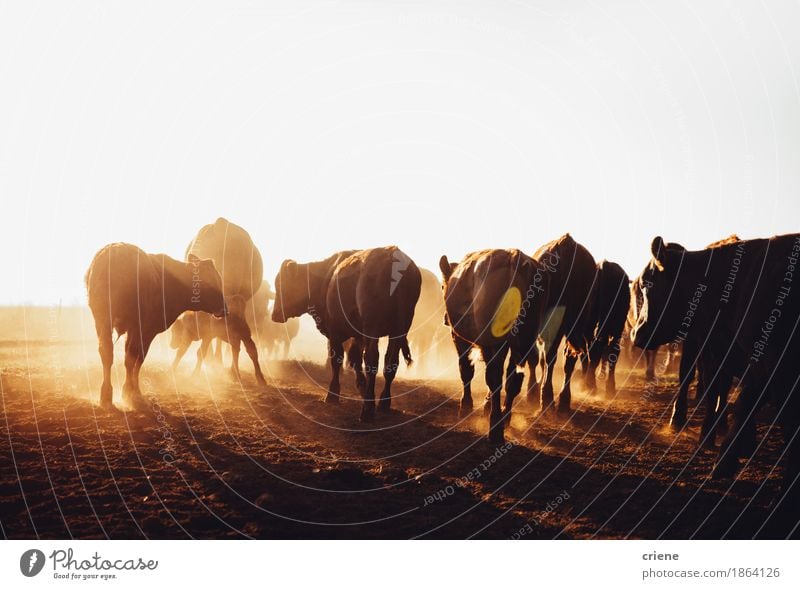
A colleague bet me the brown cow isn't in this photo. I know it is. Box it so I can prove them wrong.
[631,235,740,443]
[272,247,421,421]
[186,217,263,301]
[169,311,266,385]
[527,234,598,414]
[186,218,264,374]
[439,249,549,442]
[665,235,741,442]
[86,243,226,407]
[581,260,630,397]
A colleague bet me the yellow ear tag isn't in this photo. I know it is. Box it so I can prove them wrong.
[491,286,522,337]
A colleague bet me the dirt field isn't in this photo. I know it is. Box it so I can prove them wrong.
[0,324,791,539]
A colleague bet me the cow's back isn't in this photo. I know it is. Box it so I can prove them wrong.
[717,235,800,373]
[358,247,421,335]
[186,217,263,301]
[534,234,598,346]
[444,249,541,348]
[86,243,161,334]
[594,260,630,339]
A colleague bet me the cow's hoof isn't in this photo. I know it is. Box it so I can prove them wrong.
[324,393,340,404]
[360,407,375,423]
[99,398,114,410]
[711,456,740,479]
[669,418,687,433]
[124,394,146,411]
[377,400,391,414]
[487,428,505,444]
[524,394,540,409]
[698,435,716,451]
[537,404,555,418]
[556,403,572,416]
[458,399,473,417]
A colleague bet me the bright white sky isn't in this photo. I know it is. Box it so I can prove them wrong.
[1,1,799,305]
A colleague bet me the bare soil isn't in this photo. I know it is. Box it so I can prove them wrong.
[0,339,789,539]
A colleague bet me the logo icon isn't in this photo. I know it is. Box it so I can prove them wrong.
[20,549,46,577]
[390,250,412,295]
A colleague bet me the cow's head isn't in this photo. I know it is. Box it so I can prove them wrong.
[187,254,226,317]
[272,259,308,323]
[630,236,687,349]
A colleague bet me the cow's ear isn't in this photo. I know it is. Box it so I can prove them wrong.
[651,236,666,262]
[439,255,453,281]
[188,253,200,263]
[281,259,296,273]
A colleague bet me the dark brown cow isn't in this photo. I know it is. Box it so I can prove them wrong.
[665,236,741,443]
[86,243,225,406]
[169,311,266,385]
[439,249,549,442]
[186,217,263,301]
[582,260,630,397]
[527,234,598,414]
[272,247,421,421]
[631,234,800,533]
[631,235,740,444]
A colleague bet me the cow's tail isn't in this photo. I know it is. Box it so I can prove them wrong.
[400,336,413,367]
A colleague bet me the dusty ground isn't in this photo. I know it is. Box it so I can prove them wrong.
[0,336,791,539]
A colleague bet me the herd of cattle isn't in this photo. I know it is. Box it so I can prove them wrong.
[84,218,800,503]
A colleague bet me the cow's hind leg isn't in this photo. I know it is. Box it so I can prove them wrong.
[378,337,401,413]
[454,334,475,416]
[539,334,561,414]
[171,342,190,371]
[123,331,150,407]
[601,338,620,397]
[671,344,696,431]
[482,343,507,443]
[242,335,267,386]
[700,373,732,448]
[557,350,578,415]
[93,311,114,407]
[347,337,366,397]
[193,339,212,377]
[713,386,757,478]
[326,340,344,404]
[361,336,379,422]
[229,339,243,381]
[525,353,541,408]
[502,348,524,423]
